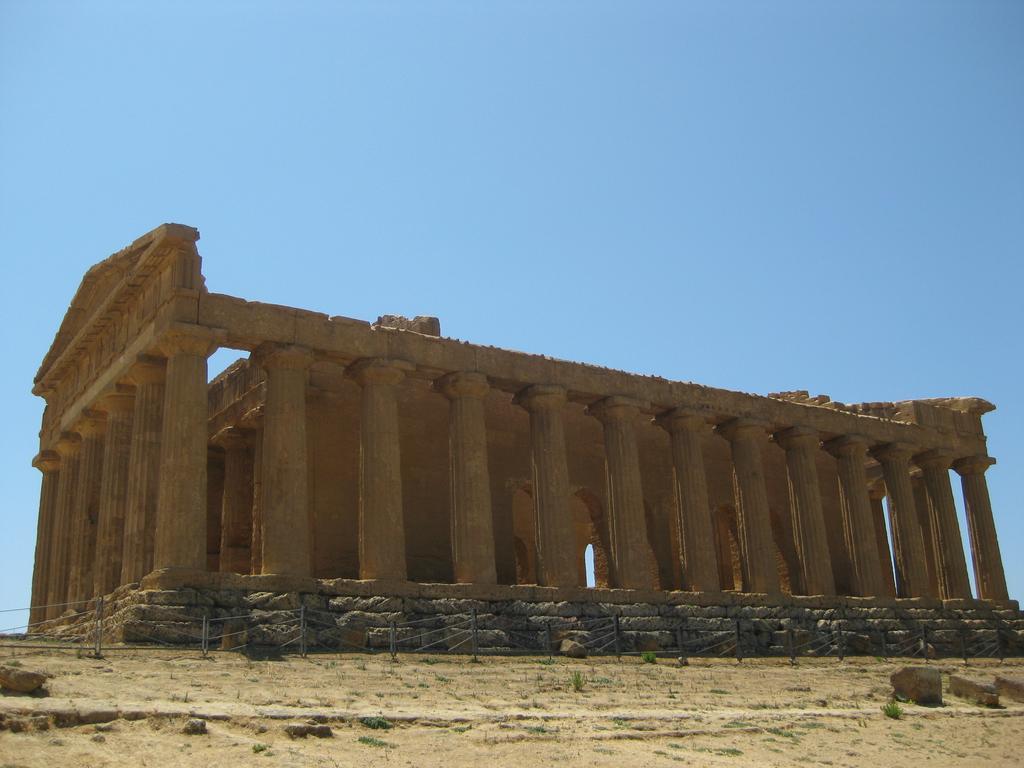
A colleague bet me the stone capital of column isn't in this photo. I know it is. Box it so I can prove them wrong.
[512,383,567,412]
[95,386,137,414]
[157,325,221,358]
[869,441,916,464]
[585,395,648,423]
[74,410,107,438]
[435,371,489,400]
[239,404,265,429]
[773,425,820,451]
[913,448,955,471]
[54,432,82,457]
[714,416,771,442]
[211,427,252,452]
[953,454,996,476]
[32,450,61,474]
[252,342,316,371]
[654,406,713,434]
[823,433,871,459]
[348,357,415,386]
[125,355,167,386]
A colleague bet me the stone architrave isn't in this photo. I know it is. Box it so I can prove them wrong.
[915,450,972,600]
[587,396,657,590]
[774,426,835,596]
[869,482,896,598]
[92,388,135,597]
[351,358,415,581]
[252,343,315,577]
[824,435,884,598]
[953,455,1008,601]
[214,428,254,575]
[715,418,779,595]
[655,408,719,593]
[68,412,106,606]
[437,372,497,585]
[871,442,931,598]
[29,451,61,627]
[513,384,577,588]
[46,433,81,617]
[154,328,218,572]
[121,356,165,584]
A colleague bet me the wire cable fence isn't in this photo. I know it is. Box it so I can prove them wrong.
[0,599,1021,664]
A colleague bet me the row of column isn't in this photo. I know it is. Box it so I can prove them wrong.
[31,335,1009,625]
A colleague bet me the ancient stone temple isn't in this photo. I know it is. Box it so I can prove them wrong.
[27,224,1019,652]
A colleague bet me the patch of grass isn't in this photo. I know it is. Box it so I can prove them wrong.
[882,700,904,720]
[723,719,753,729]
[420,657,438,665]
[641,651,657,664]
[718,748,743,757]
[359,716,392,730]
[358,735,394,748]
[524,725,557,735]
[252,743,269,753]
[5,660,22,668]
[570,671,585,693]
[709,688,730,695]
[536,657,555,666]
[435,674,452,683]
[452,725,471,734]
[765,727,798,739]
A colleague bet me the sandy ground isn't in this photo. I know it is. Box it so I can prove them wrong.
[0,643,1021,767]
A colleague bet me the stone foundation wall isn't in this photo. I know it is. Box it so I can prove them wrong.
[34,572,1024,658]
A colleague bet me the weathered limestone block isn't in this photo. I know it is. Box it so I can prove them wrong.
[948,675,999,706]
[560,638,587,658]
[890,666,942,705]
[995,675,1024,703]
[0,666,48,693]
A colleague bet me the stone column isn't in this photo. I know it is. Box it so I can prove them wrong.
[869,483,896,598]
[513,384,577,588]
[121,357,165,584]
[587,396,656,590]
[154,329,217,572]
[774,427,835,596]
[953,455,1007,601]
[912,476,940,597]
[46,434,80,617]
[870,443,931,598]
[351,358,414,581]
[715,418,779,595]
[68,412,106,605]
[249,418,265,575]
[824,435,884,598]
[253,343,314,577]
[655,408,719,592]
[915,450,972,599]
[29,451,61,628]
[437,372,497,585]
[92,389,135,597]
[215,428,254,575]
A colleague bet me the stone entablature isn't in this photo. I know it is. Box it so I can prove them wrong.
[27,224,1014,631]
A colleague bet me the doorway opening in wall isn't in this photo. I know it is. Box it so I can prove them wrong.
[584,544,596,587]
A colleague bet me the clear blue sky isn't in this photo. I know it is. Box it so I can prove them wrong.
[1,1,1021,621]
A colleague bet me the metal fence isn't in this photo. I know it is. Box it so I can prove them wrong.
[1,598,1020,664]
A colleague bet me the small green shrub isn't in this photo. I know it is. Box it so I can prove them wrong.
[360,716,392,730]
[882,700,904,720]
[641,651,657,664]
[570,671,585,692]
[358,735,394,748]
[252,743,269,753]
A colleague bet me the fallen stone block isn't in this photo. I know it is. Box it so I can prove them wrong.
[890,666,942,705]
[284,722,333,738]
[995,675,1024,703]
[0,665,47,693]
[948,675,999,706]
[560,638,587,659]
[182,718,207,735]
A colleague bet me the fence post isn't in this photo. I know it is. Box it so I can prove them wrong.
[299,606,307,658]
[202,615,209,657]
[836,622,844,662]
[996,627,1005,663]
[93,597,104,659]
[881,630,889,661]
[470,608,479,662]
[613,615,621,660]
[787,628,796,665]
[544,623,552,659]
[960,628,968,664]
[734,620,742,663]
[389,620,397,661]
[676,624,684,656]
[920,625,929,663]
